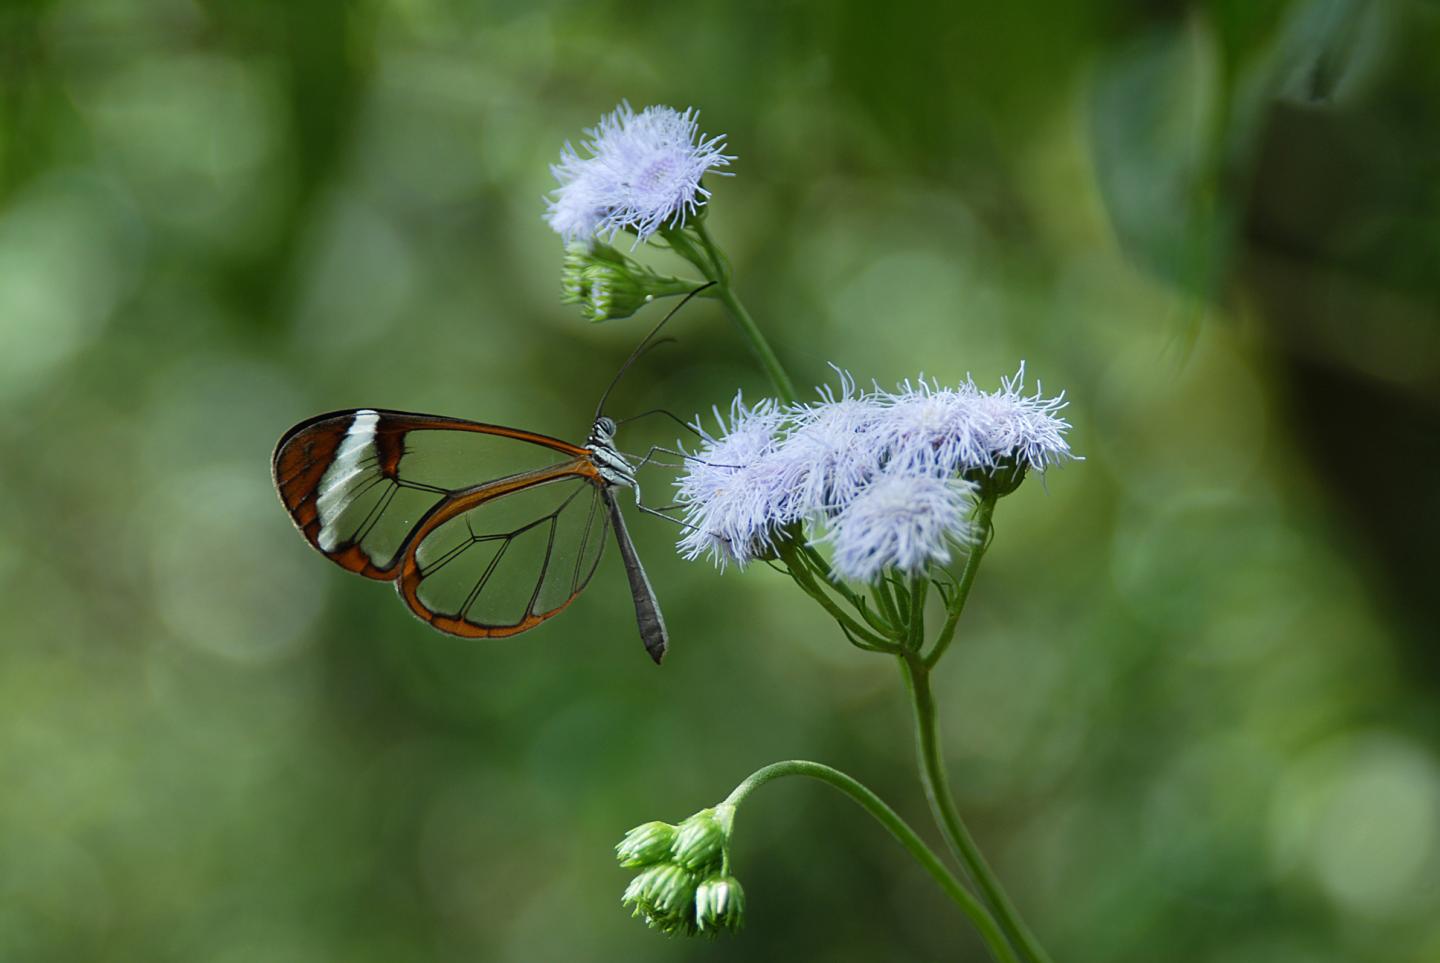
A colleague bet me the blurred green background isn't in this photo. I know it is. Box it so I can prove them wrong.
[3,1,1439,960]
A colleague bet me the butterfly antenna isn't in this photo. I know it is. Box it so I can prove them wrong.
[594,282,716,420]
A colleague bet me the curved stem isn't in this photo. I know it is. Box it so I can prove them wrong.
[926,494,996,668]
[902,657,1054,963]
[669,221,799,404]
[723,760,1019,963]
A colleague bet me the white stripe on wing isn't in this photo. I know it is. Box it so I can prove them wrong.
[317,409,380,551]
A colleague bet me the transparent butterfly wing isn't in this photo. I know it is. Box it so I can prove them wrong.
[273,409,588,579]
[397,472,612,637]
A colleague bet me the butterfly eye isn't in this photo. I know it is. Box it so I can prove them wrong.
[597,416,617,435]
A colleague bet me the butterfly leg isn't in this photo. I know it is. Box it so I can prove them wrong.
[628,445,689,471]
[627,445,741,472]
[635,502,706,534]
[627,481,701,533]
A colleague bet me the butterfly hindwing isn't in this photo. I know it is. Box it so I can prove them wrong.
[396,470,612,637]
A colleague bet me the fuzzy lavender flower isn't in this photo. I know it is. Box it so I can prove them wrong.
[875,367,1073,475]
[546,103,734,244]
[824,471,978,583]
[769,369,887,516]
[870,378,991,475]
[674,393,789,569]
[967,363,1074,471]
[673,365,1073,579]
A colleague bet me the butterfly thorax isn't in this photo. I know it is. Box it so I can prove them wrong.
[586,416,636,489]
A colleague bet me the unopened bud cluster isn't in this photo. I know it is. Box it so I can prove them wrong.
[561,243,696,323]
[617,805,745,936]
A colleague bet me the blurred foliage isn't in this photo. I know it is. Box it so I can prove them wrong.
[2,0,1439,960]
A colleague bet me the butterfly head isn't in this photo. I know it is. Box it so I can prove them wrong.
[591,415,618,446]
[587,416,635,489]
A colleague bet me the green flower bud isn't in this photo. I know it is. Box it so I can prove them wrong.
[640,909,701,938]
[616,821,677,868]
[671,805,733,873]
[694,875,745,933]
[560,242,695,323]
[623,862,699,932]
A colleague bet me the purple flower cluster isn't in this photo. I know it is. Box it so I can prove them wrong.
[674,366,1074,581]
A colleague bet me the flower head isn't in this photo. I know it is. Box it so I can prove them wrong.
[872,377,990,475]
[875,365,1074,476]
[547,103,734,244]
[769,369,887,515]
[674,393,790,569]
[967,363,1074,472]
[824,470,978,583]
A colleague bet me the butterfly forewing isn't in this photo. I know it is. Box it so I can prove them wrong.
[398,425,578,490]
[273,410,589,579]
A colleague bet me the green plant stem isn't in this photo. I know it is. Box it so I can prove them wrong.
[668,221,799,404]
[901,656,1054,963]
[646,276,710,300]
[799,545,858,607]
[907,574,929,650]
[925,494,996,668]
[874,578,904,628]
[722,760,1019,963]
[778,542,895,651]
[798,545,897,638]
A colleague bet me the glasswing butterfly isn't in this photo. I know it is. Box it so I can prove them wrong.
[271,294,708,664]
